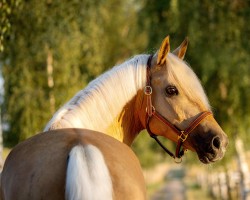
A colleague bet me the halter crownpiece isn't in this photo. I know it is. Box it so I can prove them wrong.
[145,55,213,163]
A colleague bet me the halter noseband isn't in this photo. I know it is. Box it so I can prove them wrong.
[145,55,212,163]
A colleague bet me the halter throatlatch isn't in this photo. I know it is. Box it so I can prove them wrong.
[145,55,212,163]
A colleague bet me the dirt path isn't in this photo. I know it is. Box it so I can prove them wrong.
[150,167,186,200]
[150,179,186,200]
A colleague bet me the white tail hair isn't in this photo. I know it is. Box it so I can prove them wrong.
[65,145,113,200]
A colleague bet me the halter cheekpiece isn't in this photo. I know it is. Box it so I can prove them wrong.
[145,55,212,163]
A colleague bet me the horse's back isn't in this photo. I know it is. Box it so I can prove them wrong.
[0,129,146,200]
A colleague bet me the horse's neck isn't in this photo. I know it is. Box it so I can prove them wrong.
[44,55,148,145]
[105,90,145,145]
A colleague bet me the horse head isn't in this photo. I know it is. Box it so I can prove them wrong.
[140,36,228,164]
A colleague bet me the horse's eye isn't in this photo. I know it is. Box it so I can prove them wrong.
[165,86,178,97]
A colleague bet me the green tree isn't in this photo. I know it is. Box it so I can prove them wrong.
[3,0,250,169]
[137,0,250,165]
[179,0,250,156]
[1,0,145,145]
[0,0,22,52]
[2,1,83,144]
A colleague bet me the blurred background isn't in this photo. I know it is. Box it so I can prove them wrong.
[1,0,250,199]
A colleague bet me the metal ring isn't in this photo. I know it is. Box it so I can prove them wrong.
[174,157,182,164]
[144,86,152,95]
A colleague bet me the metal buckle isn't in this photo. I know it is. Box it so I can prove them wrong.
[144,86,152,95]
[178,131,188,142]
[174,157,182,164]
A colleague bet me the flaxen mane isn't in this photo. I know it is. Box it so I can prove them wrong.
[44,55,148,137]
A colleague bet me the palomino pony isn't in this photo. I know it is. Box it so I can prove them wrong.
[0,36,228,200]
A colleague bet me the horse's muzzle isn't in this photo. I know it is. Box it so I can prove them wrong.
[190,127,229,164]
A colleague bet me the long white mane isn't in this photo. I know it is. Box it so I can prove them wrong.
[44,52,211,144]
[44,55,149,133]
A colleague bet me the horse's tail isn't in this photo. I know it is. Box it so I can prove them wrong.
[65,145,113,200]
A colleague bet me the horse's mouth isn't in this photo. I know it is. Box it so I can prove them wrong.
[198,155,217,164]
[197,150,225,164]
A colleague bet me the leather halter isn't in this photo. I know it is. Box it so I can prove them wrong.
[145,55,212,163]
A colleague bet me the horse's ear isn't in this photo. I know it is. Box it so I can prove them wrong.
[172,37,188,60]
[157,35,170,65]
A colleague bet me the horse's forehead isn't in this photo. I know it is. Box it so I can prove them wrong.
[158,57,199,87]
[171,64,201,91]
[155,55,210,109]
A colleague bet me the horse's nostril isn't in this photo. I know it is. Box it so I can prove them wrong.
[212,136,221,150]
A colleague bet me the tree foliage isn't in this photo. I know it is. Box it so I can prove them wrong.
[1,0,250,167]
[1,0,145,144]
[138,0,250,165]
[0,0,22,52]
